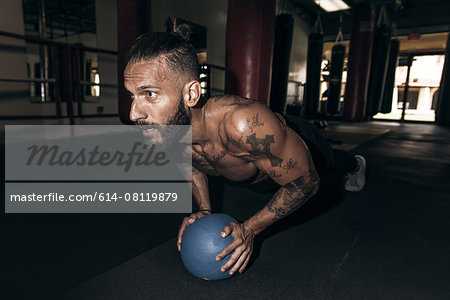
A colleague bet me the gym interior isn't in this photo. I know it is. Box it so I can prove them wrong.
[1,0,449,299]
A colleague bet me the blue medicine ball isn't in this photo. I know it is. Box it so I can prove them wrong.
[180,213,237,280]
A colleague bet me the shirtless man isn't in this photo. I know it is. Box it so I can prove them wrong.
[124,28,365,277]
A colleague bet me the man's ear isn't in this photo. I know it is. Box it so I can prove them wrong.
[183,81,202,107]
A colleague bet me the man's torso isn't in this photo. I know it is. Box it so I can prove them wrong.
[191,96,277,183]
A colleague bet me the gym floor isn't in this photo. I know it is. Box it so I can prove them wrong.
[2,120,450,299]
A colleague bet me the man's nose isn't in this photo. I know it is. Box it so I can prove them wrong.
[129,99,148,122]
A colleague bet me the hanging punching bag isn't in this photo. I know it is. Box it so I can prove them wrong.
[269,14,294,114]
[326,44,346,114]
[436,32,450,126]
[366,8,391,117]
[304,29,324,118]
[343,4,375,121]
[225,0,276,105]
[380,38,399,113]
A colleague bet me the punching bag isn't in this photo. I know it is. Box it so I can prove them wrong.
[304,32,324,118]
[269,14,294,114]
[225,0,276,105]
[343,4,375,121]
[436,33,450,126]
[326,44,346,114]
[380,38,399,113]
[366,9,391,117]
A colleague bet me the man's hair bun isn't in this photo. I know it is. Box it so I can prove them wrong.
[126,17,200,83]
[165,16,192,41]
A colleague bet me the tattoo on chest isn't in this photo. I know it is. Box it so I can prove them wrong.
[191,139,231,177]
[208,139,230,163]
[192,160,221,176]
[192,152,207,162]
[245,133,283,167]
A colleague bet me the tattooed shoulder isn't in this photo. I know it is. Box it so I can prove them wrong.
[222,95,259,107]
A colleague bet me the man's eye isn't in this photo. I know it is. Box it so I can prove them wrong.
[146,91,156,98]
[129,93,135,100]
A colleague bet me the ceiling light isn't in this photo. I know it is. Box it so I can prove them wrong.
[314,0,350,12]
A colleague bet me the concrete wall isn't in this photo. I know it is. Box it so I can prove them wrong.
[0,0,27,86]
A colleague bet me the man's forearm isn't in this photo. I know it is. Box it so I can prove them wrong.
[243,175,319,235]
[192,168,212,211]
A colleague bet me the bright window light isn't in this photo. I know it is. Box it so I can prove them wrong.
[314,0,350,12]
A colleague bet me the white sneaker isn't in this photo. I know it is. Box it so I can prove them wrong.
[345,155,366,192]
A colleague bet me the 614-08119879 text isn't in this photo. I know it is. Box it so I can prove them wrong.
[98,192,178,202]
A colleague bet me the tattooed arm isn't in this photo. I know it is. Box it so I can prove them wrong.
[176,166,212,251]
[216,101,320,274]
[243,145,319,233]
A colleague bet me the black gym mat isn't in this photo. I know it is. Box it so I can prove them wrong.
[65,123,450,299]
[3,123,450,299]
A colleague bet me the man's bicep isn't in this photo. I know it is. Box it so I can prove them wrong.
[226,107,317,186]
[253,127,317,186]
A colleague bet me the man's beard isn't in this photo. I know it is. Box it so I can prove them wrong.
[166,95,190,126]
[135,95,190,151]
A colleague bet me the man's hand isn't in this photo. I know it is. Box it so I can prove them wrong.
[177,210,211,252]
[216,222,256,275]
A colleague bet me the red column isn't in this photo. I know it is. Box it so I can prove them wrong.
[225,0,276,105]
[343,4,375,121]
[117,0,152,124]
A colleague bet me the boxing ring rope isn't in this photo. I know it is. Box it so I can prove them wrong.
[0,30,119,123]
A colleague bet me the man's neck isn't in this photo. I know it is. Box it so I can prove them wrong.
[190,104,210,145]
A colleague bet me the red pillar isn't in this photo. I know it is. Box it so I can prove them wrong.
[225,0,276,105]
[117,0,152,124]
[343,4,375,121]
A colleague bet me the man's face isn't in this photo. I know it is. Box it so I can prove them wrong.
[124,57,190,127]
[124,58,190,147]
